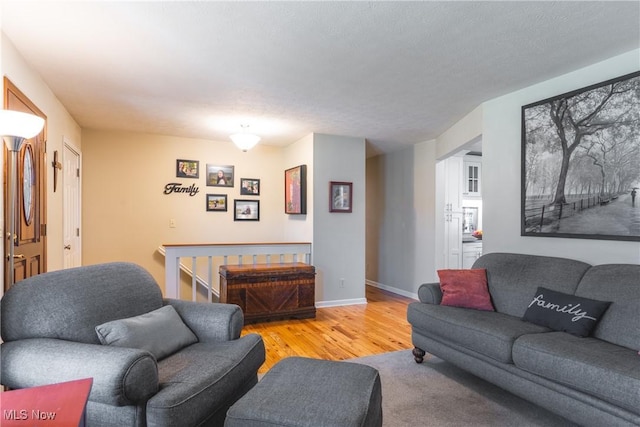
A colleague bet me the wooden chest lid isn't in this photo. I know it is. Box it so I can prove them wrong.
[219,262,315,278]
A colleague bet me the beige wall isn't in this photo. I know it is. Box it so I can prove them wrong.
[0,28,370,303]
[82,130,369,304]
[283,133,314,243]
[1,34,82,294]
[81,130,287,288]
[435,105,482,160]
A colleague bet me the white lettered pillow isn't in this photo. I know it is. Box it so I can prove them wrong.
[522,287,611,337]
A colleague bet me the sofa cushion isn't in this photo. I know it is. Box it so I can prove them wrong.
[513,332,640,414]
[407,302,549,363]
[146,333,265,427]
[438,269,494,311]
[573,264,640,350]
[472,253,591,318]
[522,287,611,337]
[96,305,198,360]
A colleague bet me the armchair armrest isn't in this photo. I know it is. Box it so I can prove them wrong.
[1,338,158,406]
[417,282,442,304]
[164,299,243,342]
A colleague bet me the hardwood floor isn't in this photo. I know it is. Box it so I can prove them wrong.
[241,285,416,373]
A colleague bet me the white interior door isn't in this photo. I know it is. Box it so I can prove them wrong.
[63,142,82,268]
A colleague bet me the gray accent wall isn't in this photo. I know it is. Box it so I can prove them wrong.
[313,134,366,304]
[366,142,437,297]
[482,49,640,265]
[367,49,640,297]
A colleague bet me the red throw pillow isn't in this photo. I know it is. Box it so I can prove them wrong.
[437,269,494,311]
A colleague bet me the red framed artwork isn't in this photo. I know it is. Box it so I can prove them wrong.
[285,165,307,214]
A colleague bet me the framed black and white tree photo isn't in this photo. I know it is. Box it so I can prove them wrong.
[521,71,640,241]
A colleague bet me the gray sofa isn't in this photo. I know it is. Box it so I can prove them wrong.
[1,262,265,427]
[407,252,640,427]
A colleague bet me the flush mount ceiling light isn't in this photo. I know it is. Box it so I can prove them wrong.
[230,125,260,152]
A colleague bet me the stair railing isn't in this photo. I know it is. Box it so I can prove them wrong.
[160,242,312,301]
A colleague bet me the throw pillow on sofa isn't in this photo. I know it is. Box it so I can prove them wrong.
[437,268,495,311]
[522,287,611,337]
[95,305,198,360]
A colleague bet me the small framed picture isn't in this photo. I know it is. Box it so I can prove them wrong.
[206,194,228,212]
[285,165,307,214]
[240,178,261,195]
[234,199,260,221]
[206,164,234,187]
[330,181,353,213]
[176,159,199,178]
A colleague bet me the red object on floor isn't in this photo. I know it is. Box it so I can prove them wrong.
[1,378,93,426]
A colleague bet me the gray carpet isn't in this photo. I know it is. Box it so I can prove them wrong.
[350,350,578,427]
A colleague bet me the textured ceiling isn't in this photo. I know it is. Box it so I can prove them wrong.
[1,1,639,155]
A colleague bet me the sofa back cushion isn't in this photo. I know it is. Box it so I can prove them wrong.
[1,262,163,344]
[574,264,640,350]
[472,253,591,318]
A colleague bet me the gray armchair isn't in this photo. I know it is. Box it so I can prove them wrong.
[1,262,265,427]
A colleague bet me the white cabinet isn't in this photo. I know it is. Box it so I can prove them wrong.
[445,156,463,212]
[463,159,481,198]
[446,213,463,268]
[443,157,464,269]
[463,242,483,269]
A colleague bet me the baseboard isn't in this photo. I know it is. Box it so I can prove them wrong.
[315,281,420,307]
[315,298,368,308]
[366,280,419,300]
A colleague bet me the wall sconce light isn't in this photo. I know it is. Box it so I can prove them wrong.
[0,109,45,287]
[230,125,260,152]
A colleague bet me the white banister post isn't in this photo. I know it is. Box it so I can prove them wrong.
[207,256,213,303]
[191,257,197,301]
[164,247,181,299]
[162,243,312,300]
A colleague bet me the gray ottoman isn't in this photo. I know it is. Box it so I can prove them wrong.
[225,356,382,427]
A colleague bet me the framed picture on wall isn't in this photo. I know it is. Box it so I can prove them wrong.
[285,165,307,214]
[521,70,640,241]
[206,194,227,212]
[206,164,234,187]
[329,181,352,213]
[240,178,260,195]
[234,199,260,221]
[176,159,199,178]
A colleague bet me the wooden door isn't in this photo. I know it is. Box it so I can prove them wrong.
[3,78,47,290]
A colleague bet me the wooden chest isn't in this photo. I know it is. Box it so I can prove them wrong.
[219,263,316,323]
